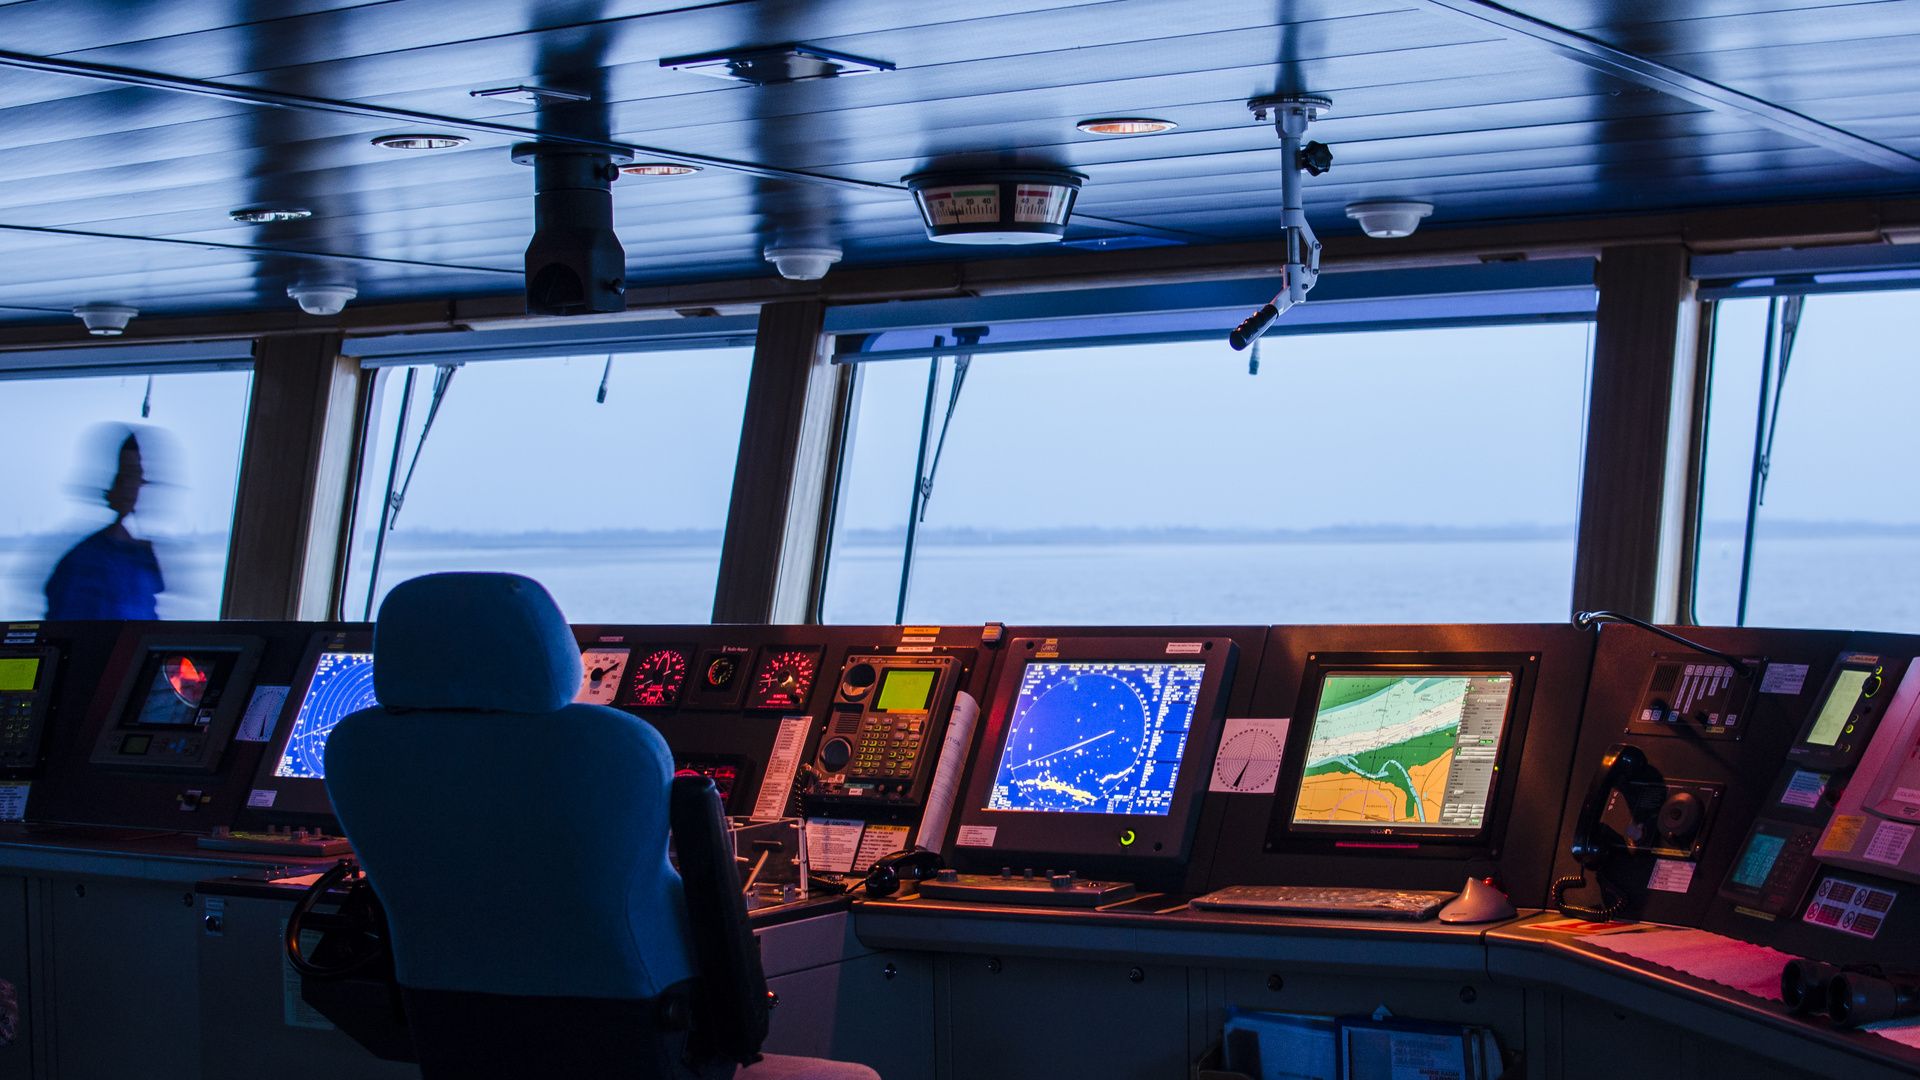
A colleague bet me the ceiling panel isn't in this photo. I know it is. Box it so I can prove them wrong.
[0,0,1916,328]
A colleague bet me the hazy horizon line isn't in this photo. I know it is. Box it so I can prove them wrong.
[8,519,1920,547]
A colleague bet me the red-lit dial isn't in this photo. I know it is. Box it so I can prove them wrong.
[628,647,690,708]
[748,649,819,711]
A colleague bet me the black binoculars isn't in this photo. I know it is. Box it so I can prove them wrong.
[1783,958,1920,1026]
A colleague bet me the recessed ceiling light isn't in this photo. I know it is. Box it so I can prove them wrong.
[620,163,702,178]
[230,208,312,223]
[372,134,470,150]
[471,85,591,105]
[1076,118,1177,135]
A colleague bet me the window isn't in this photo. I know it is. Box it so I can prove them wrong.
[340,348,753,624]
[822,324,1592,625]
[1,370,253,621]
[1692,291,1920,631]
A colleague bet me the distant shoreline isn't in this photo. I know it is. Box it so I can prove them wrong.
[6,520,1920,550]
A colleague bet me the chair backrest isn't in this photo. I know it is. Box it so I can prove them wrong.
[670,774,771,1062]
[324,572,694,1001]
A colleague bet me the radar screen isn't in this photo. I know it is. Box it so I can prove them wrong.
[1289,672,1515,833]
[986,661,1204,816]
[576,647,630,706]
[747,647,820,712]
[626,646,692,708]
[273,651,378,780]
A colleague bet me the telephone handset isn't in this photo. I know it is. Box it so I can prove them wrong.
[1555,743,1647,918]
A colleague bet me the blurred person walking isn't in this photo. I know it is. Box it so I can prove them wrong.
[44,428,163,619]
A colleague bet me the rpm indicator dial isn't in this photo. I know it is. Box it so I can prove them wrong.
[748,648,820,711]
[628,647,691,708]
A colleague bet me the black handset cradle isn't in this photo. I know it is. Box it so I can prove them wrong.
[863,848,945,897]
[1555,743,1646,918]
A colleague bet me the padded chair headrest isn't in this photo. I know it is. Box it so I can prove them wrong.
[374,572,582,712]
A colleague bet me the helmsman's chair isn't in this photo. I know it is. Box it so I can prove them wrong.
[325,572,880,1080]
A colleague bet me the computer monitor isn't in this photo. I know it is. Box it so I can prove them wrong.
[246,630,374,819]
[952,636,1237,872]
[88,634,263,772]
[1265,652,1538,855]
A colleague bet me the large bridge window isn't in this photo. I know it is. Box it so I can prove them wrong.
[1692,291,1920,631]
[341,348,752,624]
[821,325,1592,625]
[1,369,252,621]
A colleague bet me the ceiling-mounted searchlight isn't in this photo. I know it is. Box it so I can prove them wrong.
[904,169,1085,245]
[1229,94,1334,351]
[512,142,634,316]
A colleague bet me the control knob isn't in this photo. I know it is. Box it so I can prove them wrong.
[819,738,852,772]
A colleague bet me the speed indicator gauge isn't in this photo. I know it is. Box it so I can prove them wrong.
[747,647,821,712]
[627,646,691,708]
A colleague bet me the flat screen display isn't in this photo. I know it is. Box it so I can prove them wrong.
[0,658,38,692]
[1805,668,1868,747]
[986,661,1205,816]
[126,653,227,727]
[1731,827,1789,889]
[1289,672,1514,833]
[274,651,378,780]
[876,668,937,712]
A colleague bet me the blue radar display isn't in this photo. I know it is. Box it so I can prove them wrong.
[987,661,1205,816]
[273,651,377,779]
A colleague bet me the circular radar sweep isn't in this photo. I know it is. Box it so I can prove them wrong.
[1211,726,1285,793]
[629,647,690,708]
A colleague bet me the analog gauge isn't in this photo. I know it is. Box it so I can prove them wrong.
[704,654,740,690]
[628,647,690,708]
[749,649,820,711]
[576,648,630,706]
[1211,725,1286,794]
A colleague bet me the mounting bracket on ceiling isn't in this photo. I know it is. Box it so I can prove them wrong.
[1229,94,1333,351]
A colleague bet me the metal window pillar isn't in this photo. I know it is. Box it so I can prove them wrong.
[712,300,844,624]
[221,332,365,620]
[1570,244,1700,622]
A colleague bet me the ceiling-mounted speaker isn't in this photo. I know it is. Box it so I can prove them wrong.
[513,142,634,316]
[904,169,1086,245]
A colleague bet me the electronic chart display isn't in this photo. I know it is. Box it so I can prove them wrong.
[1290,673,1513,832]
[952,636,1237,871]
[273,650,377,780]
[1267,655,1535,854]
[986,661,1204,816]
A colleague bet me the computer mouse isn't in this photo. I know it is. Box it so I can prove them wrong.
[1438,876,1517,923]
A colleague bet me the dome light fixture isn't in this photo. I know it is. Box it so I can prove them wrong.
[904,169,1086,245]
[371,134,470,150]
[288,283,358,316]
[764,245,842,280]
[1345,200,1434,239]
[230,207,312,223]
[72,302,137,336]
[620,163,702,178]
[1076,118,1176,135]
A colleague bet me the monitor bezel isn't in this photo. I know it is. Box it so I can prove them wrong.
[1263,651,1540,858]
[951,635,1237,868]
[243,629,373,823]
[86,633,264,772]
[1787,652,1883,769]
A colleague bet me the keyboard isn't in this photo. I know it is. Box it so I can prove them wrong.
[197,830,352,856]
[1189,885,1456,920]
